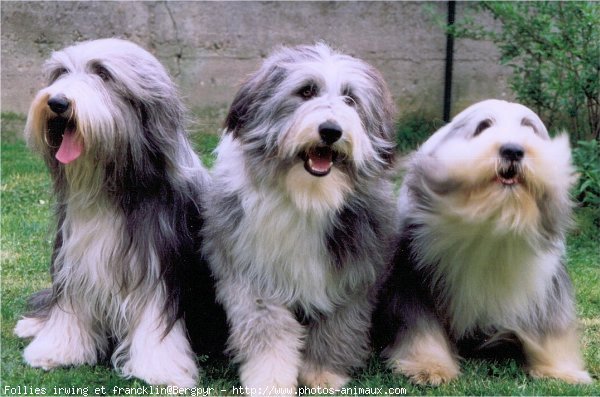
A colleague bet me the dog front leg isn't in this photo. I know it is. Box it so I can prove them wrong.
[300,298,373,389]
[520,326,592,384]
[223,284,304,395]
[384,316,460,386]
[119,294,198,388]
[373,281,460,385]
[371,241,460,386]
[18,302,99,370]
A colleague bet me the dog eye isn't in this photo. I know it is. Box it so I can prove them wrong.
[474,119,492,137]
[297,84,318,100]
[49,68,69,83]
[521,117,540,135]
[342,89,357,107]
[93,65,112,82]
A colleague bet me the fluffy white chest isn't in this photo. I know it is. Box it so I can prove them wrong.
[417,218,559,337]
[214,136,339,313]
[54,203,135,326]
[233,189,335,313]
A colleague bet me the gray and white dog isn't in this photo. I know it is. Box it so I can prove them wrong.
[203,43,397,392]
[14,38,226,387]
[373,99,591,385]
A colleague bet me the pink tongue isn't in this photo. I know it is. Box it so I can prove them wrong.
[56,128,83,164]
[309,154,332,172]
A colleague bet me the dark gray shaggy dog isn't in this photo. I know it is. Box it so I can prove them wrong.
[203,43,397,392]
[14,38,226,387]
[373,99,591,385]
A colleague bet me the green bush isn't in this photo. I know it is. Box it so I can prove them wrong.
[572,139,600,210]
[395,113,444,153]
[453,2,600,142]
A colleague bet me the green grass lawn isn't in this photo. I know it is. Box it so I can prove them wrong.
[1,116,599,396]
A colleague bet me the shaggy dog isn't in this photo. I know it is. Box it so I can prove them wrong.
[203,43,398,392]
[373,99,592,385]
[14,38,226,387]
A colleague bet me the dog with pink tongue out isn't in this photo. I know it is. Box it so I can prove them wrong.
[15,38,227,388]
[53,117,82,164]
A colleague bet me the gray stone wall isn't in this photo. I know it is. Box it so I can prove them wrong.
[1,1,511,128]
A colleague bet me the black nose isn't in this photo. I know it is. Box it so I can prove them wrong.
[499,143,525,162]
[47,95,70,115]
[318,121,342,145]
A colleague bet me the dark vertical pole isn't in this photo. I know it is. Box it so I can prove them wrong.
[443,1,456,122]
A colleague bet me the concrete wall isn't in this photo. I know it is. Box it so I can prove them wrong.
[1,1,511,128]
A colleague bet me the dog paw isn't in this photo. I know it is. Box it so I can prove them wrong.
[299,366,350,389]
[240,384,297,397]
[23,336,96,370]
[14,317,45,339]
[391,358,460,386]
[529,365,592,385]
[520,327,592,385]
[240,356,298,396]
[23,347,59,370]
[121,347,198,388]
[385,328,460,386]
[122,311,199,387]
[122,362,198,388]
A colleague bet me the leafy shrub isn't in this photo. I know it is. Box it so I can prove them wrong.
[452,2,600,142]
[572,139,600,209]
[395,113,444,153]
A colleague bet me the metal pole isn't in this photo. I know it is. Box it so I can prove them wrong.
[443,1,456,122]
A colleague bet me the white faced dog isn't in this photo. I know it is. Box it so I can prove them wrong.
[14,38,227,387]
[203,43,398,392]
[373,99,591,385]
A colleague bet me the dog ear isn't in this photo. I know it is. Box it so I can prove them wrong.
[521,114,549,139]
[224,79,258,138]
[225,64,286,138]
[364,66,397,168]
